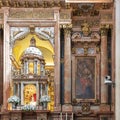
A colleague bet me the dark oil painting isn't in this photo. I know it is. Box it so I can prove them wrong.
[75,57,95,99]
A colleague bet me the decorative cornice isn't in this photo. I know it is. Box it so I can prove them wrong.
[0,0,72,9]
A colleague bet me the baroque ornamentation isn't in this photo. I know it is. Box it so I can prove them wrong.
[35,27,54,46]
[72,31,100,42]
[10,27,30,47]
[72,32,82,39]
[81,102,91,113]
[81,21,91,37]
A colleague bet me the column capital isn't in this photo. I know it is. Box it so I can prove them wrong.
[60,24,72,29]
[100,24,109,36]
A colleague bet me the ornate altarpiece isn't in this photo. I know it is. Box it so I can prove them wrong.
[72,22,100,104]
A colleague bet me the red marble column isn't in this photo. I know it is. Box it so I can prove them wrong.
[64,25,72,105]
[100,27,108,104]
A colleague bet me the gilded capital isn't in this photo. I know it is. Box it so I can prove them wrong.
[100,24,109,36]
[100,27,108,36]
[64,28,71,35]
[62,24,72,35]
[62,24,72,29]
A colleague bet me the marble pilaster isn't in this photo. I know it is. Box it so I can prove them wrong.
[100,27,108,103]
[64,27,72,104]
[115,0,120,120]
[2,7,10,110]
[54,8,61,110]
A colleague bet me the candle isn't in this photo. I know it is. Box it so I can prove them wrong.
[66,113,67,120]
[60,112,62,120]
[41,84,42,96]
[72,112,73,120]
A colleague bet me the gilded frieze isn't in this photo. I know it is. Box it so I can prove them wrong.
[60,11,71,20]
[101,13,112,21]
[9,9,54,19]
[73,19,100,28]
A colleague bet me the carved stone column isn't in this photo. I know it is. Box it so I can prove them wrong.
[2,7,10,110]
[100,27,108,104]
[115,0,120,120]
[64,24,72,104]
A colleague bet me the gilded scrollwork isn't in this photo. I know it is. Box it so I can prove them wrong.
[72,32,82,39]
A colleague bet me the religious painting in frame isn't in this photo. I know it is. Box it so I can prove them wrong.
[75,56,96,100]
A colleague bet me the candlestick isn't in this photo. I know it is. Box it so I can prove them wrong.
[41,84,42,96]
[72,112,73,120]
[66,113,67,120]
[60,112,62,120]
